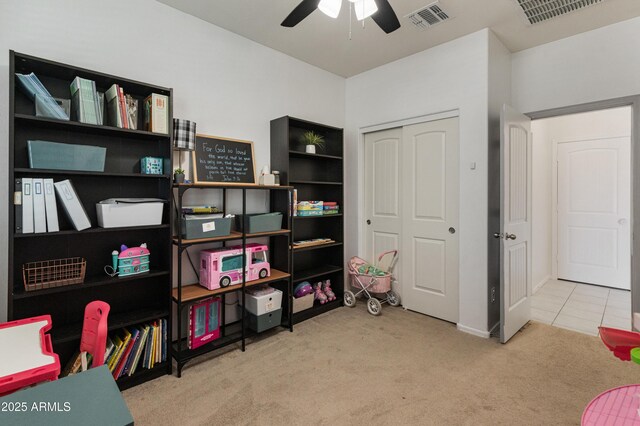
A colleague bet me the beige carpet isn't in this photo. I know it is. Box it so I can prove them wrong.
[123,304,640,425]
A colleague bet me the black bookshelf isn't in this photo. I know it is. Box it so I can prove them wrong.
[7,51,173,389]
[270,116,344,323]
[172,184,294,377]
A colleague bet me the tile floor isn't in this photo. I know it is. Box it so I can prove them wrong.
[531,279,631,336]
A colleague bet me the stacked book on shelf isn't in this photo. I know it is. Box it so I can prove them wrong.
[15,72,69,120]
[295,200,340,216]
[60,318,167,378]
[292,238,335,250]
[70,77,104,125]
[105,84,138,129]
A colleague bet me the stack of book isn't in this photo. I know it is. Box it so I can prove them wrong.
[70,76,104,125]
[323,202,339,215]
[105,84,138,129]
[106,318,167,379]
[15,72,69,120]
[143,93,169,134]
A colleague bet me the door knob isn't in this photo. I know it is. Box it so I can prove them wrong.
[493,233,503,239]
[619,218,627,225]
[505,233,517,240]
[366,219,371,225]
[449,227,456,234]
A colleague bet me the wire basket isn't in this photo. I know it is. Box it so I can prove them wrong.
[22,257,87,292]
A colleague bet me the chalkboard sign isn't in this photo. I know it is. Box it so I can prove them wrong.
[192,134,257,185]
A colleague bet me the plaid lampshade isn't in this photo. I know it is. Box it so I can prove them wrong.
[173,119,196,151]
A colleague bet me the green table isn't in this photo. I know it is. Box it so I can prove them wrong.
[0,365,133,426]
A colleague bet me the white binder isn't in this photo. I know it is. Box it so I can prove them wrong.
[22,178,34,234]
[54,180,91,231]
[32,178,46,233]
[43,178,59,232]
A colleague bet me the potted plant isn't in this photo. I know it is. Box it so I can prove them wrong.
[174,167,185,184]
[300,131,324,154]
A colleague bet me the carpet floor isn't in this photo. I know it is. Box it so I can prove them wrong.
[123,304,640,425]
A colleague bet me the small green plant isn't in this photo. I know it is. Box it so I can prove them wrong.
[300,131,325,150]
[174,167,185,175]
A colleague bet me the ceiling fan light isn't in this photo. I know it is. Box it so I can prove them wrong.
[354,0,378,20]
[318,0,342,18]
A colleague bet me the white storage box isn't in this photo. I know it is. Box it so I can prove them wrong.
[96,198,165,228]
[240,288,283,316]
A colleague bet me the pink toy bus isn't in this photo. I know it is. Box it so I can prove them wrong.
[199,243,271,290]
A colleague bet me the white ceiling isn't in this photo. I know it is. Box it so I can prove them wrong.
[157,0,640,77]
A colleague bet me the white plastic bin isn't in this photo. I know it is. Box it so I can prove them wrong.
[96,198,165,228]
[240,288,283,316]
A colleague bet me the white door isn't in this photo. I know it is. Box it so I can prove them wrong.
[500,105,532,343]
[557,137,631,289]
[364,128,402,266]
[401,118,459,323]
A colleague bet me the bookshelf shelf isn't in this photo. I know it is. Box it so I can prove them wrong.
[288,150,343,160]
[14,113,171,140]
[171,229,291,247]
[14,168,171,179]
[172,184,293,377]
[52,307,170,344]
[14,224,170,239]
[13,270,170,299]
[8,51,173,387]
[271,116,344,325]
[289,180,343,186]
[172,269,291,303]
[294,214,343,219]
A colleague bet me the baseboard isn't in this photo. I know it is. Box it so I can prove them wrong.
[456,323,490,338]
[533,275,550,294]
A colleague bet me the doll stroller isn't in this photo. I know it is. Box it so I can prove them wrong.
[345,250,400,316]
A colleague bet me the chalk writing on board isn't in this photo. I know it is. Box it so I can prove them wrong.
[193,136,256,185]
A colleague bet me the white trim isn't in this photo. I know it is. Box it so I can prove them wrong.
[533,275,550,294]
[457,323,490,338]
[359,109,459,134]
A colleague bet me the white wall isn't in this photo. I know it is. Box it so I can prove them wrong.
[0,0,345,321]
[512,16,640,114]
[345,30,490,335]
[531,107,632,290]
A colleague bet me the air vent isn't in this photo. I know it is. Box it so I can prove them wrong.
[515,0,607,25]
[405,2,451,30]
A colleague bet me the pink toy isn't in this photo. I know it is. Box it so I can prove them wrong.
[322,280,336,302]
[189,298,221,349]
[80,301,110,368]
[313,282,328,305]
[0,315,60,396]
[599,326,640,361]
[200,243,270,290]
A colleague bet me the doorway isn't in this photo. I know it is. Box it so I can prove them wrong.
[530,106,632,335]
[363,117,460,323]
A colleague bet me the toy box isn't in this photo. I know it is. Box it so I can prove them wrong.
[297,201,323,217]
[188,297,221,349]
[239,287,282,316]
[199,243,270,290]
[140,157,164,175]
[113,244,150,277]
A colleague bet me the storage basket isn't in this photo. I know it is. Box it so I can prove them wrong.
[22,257,86,292]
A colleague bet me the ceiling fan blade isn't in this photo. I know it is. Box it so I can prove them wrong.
[371,0,401,34]
[281,0,321,27]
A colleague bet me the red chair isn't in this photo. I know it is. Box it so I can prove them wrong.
[79,301,110,370]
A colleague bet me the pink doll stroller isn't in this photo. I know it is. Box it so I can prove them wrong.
[345,250,400,316]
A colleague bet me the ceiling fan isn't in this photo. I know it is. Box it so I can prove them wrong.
[281,0,401,34]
